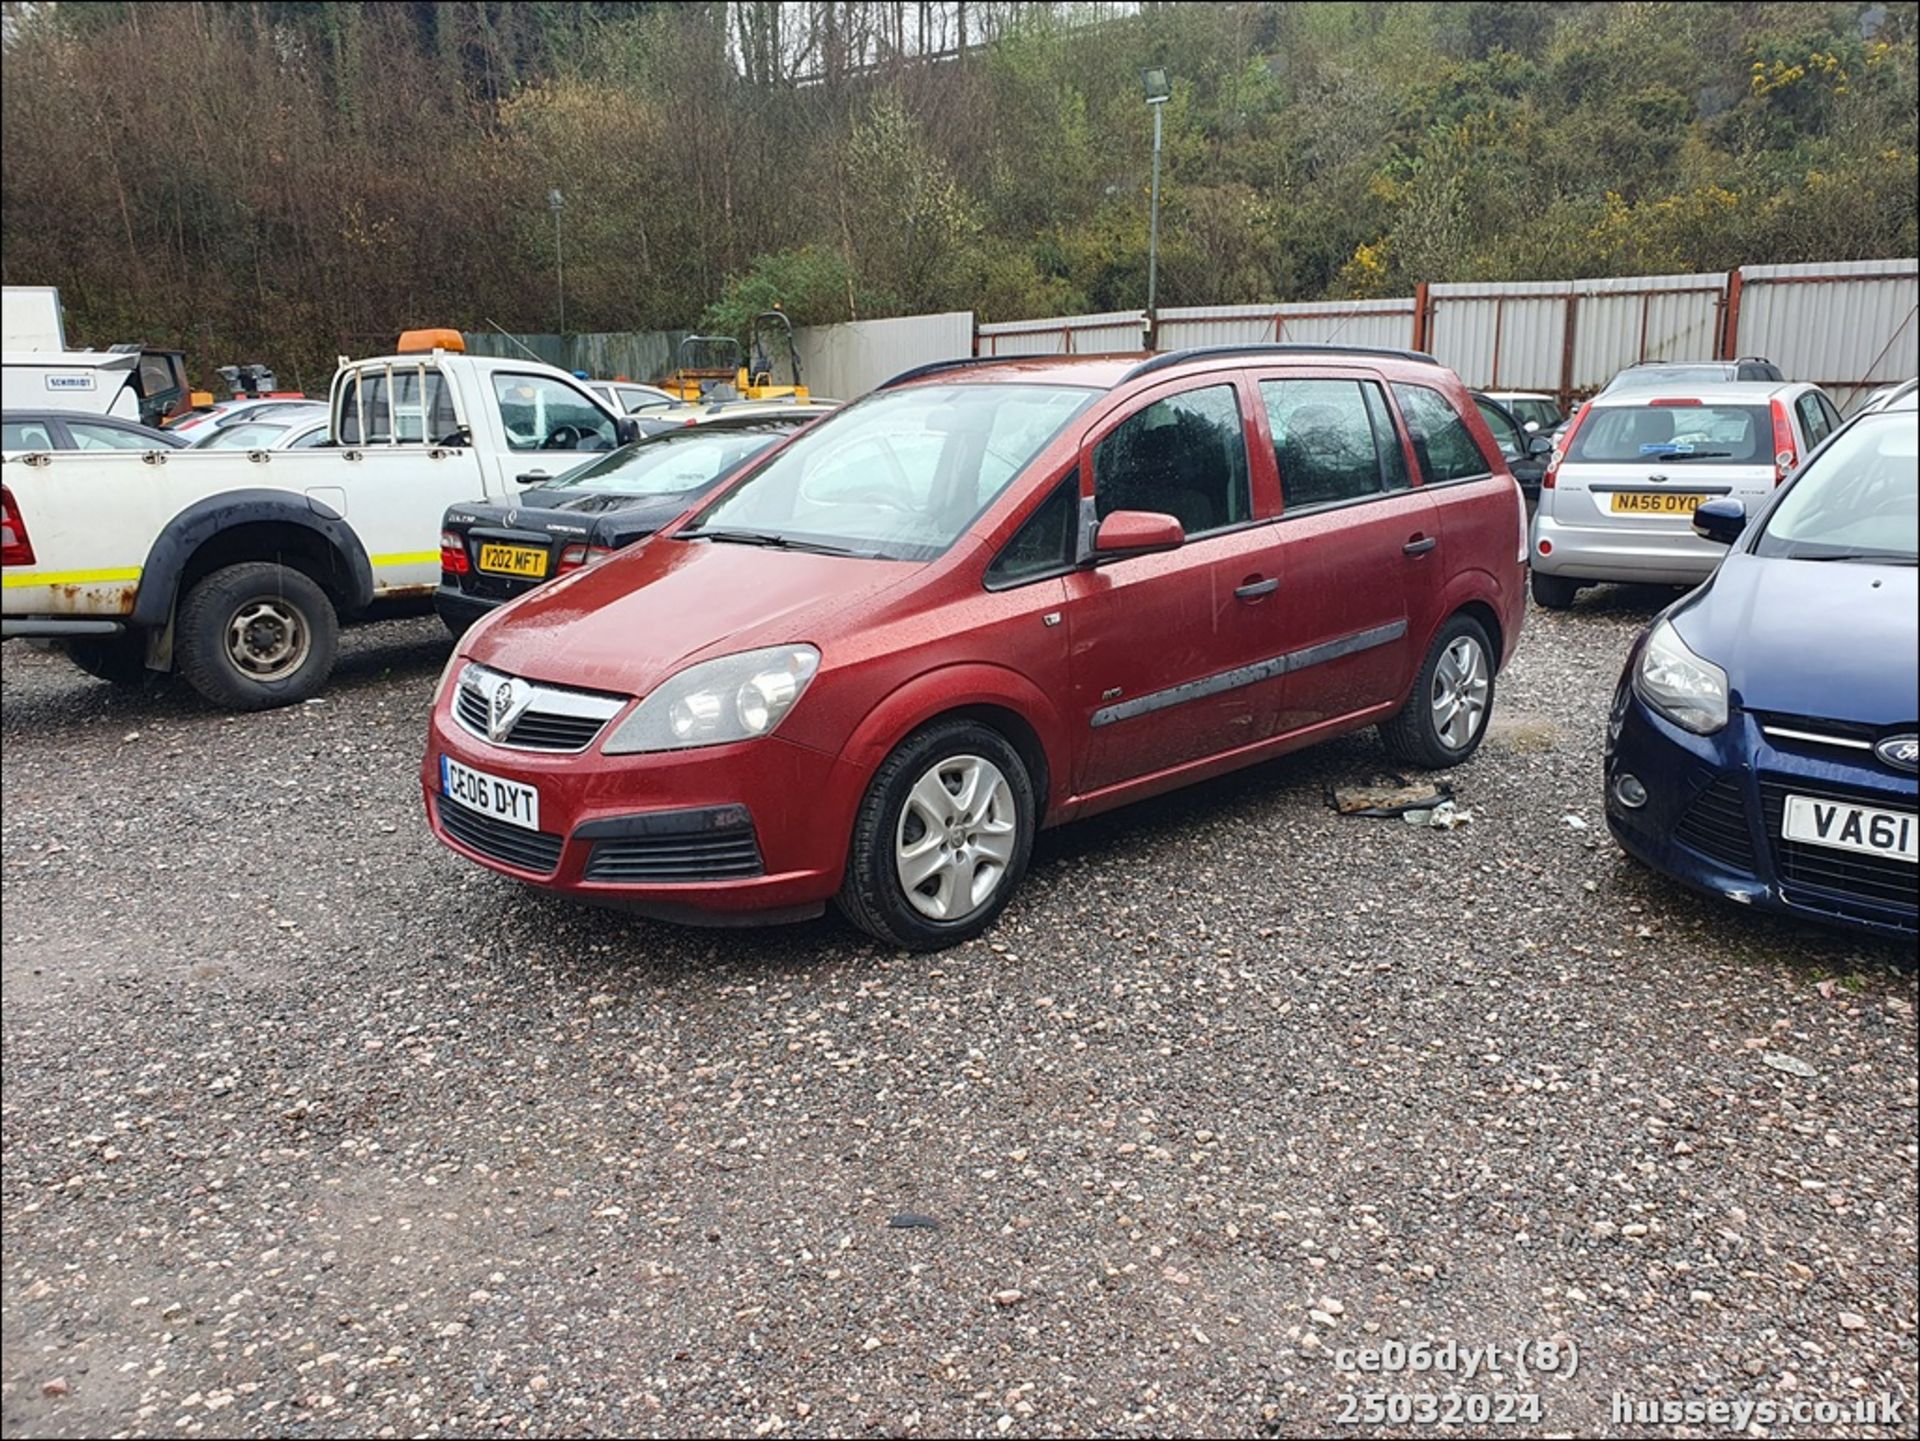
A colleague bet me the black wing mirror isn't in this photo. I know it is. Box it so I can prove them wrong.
[1526,434,1554,458]
[1692,497,1747,545]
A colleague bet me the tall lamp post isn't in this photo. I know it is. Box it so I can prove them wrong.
[1142,67,1170,325]
[548,188,566,336]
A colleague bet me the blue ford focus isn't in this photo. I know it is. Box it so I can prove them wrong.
[1604,390,1917,939]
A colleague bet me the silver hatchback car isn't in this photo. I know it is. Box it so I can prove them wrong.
[1529,380,1842,608]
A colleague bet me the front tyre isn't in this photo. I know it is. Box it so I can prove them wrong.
[175,561,340,711]
[1379,614,1496,769]
[835,719,1036,951]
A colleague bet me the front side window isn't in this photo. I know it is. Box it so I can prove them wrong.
[491,373,616,453]
[1094,384,1250,536]
[1264,379,1396,508]
[1755,414,1918,564]
[1393,383,1491,483]
[617,386,671,413]
[66,421,160,451]
[1569,404,1769,465]
[542,426,789,496]
[986,478,1078,587]
[683,383,1093,562]
[337,366,460,446]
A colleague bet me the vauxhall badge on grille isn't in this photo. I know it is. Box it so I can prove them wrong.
[488,678,534,743]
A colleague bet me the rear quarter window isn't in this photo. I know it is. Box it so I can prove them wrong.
[1392,384,1492,483]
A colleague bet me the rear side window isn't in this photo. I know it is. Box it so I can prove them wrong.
[337,367,461,446]
[1393,384,1492,483]
[986,478,1078,587]
[1569,404,1769,465]
[4,421,55,450]
[1093,385,1250,537]
[1262,379,1405,508]
[67,421,159,450]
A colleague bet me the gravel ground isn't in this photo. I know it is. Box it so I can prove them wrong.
[3,589,1915,1439]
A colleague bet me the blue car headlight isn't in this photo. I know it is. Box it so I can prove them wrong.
[1634,619,1729,735]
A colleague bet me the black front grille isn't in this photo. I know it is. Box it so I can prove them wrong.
[454,687,607,752]
[585,830,765,883]
[1760,781,1918,919]
[580,807,765,883]
[1673,774,1756,870]
[435,798,565,876]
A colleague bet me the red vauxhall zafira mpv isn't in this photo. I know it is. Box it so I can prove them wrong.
[423,345,1529,950]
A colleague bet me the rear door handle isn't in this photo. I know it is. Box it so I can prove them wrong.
[515,471,551,485]
[1234,576,1279,601]
[1403,535,1438,556]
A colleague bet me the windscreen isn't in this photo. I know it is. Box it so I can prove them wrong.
[680,383,1095,561]
[540,426,792,495]
[1508,398,1561,430]
[1755,413,1918,564]
[1569,404,1770,465]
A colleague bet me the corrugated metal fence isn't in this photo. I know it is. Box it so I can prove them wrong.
[794,311,974,400]
[467,257,1915,407]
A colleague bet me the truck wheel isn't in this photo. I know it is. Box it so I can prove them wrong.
[62,635,153,689]
[835,719,1036,952]
[176,562,340,711]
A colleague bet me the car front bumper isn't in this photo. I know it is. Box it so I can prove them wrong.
[1531,509,1726,585]
[421,684,865,924]
[1604,681,1918,940]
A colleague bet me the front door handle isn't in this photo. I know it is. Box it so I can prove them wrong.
[516,471,552,485]
[1403,535,1438,556]
[1234,576,1280,601]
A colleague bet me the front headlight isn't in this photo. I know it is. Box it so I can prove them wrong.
[602,644,820,754]
[1634,619,1728,734]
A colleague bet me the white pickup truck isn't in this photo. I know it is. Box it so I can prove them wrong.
[1,331,643,709]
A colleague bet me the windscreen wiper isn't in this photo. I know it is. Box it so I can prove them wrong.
[1653,451,1736,461]
[687,528,881,558]
[1794,550,1918,564]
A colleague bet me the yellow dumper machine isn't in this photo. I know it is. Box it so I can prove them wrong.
[658,309,808,403]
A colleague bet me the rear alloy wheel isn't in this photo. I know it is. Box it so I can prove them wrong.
[1379,614,1496,769]
[176,561,339,711]
[836,719,1036,951]
[1531,570,1580,610]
